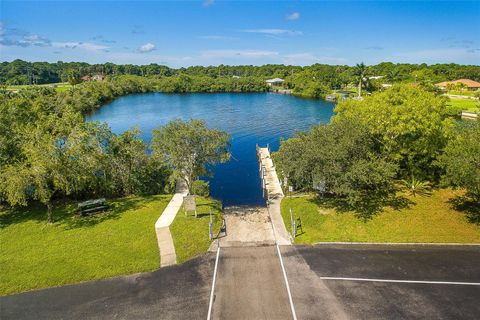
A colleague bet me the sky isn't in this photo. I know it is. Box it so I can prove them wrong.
[0,0,479,67]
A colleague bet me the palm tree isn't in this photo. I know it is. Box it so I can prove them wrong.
[401,176,432,197]
[353,62,368,97]
[386,68,401,83]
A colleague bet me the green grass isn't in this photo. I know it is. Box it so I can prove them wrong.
[447,98,480,112]
[447,90,476,97]
[0,195,171,296]
[4,82,72,93]
[281,189,480,244]
[170,197,223,263]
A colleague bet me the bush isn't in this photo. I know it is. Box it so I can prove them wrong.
[192,180,210,197]
[438,122,480,201]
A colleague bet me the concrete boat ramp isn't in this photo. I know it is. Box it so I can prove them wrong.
[206,146,297,319]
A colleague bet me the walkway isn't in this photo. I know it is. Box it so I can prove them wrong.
[155,180,188,267]
[257,146,291,245]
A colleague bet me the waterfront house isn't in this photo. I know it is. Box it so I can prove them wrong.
[435,79,480,91]
[266,78,285,87]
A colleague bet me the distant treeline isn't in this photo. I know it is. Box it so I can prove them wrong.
[2,59,480,87]
[0,75,268,114]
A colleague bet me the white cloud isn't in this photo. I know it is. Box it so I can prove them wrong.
[282,53,348,65]
[201,49,279,59]
[393,48,480,63]
[286,12,300,20]
[53,42,108,52]
[138,43,156,53]
[242,29,303,36]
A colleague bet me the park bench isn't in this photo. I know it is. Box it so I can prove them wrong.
[78,198,109,216]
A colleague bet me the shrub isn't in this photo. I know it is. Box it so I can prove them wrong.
[192,180,210,197]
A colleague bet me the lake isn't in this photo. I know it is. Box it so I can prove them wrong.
[87,93,334,206]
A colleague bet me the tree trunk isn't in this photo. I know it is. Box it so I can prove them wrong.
[358,79,362,97]
[47,202,53,224]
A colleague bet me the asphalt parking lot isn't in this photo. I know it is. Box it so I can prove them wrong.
[282,244,480,320]
[0,254,216,320]
[1,244,479,319]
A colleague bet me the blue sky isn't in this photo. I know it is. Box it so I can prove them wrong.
[1,1,479,66]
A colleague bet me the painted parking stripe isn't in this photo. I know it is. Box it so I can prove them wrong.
[207,247,221,320]
[320,277,480,286]
[276,244,298,320]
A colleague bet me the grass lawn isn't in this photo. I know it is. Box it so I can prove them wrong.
[170,197,223,264]
[447,90,476,97]
[0,195,171,296]
[4,82,72,93]
[281,189,480,244]
[447,98,480,112]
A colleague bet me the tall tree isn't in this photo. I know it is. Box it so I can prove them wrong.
[334,84,450,181]
[438,122,480,201]
[151,119,230,194]
[353,62,368,97]
[274,119,398,216]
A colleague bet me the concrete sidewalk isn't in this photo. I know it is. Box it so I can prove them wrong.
[155,180,188,267]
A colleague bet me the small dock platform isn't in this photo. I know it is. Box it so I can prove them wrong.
[256,145,291,245]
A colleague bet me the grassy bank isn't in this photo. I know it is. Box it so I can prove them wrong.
[0,195,171,296]
[5,82,72,93]
[170,197,223,263]
[281,189,480,244]
[447,98,480,112]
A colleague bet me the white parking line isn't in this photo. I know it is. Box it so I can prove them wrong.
[320,277,480,286]
[276,244,298,320]
[268,207,297,320]
[207,247,221,320]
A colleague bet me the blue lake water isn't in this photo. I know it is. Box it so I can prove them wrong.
[87,93,334,206]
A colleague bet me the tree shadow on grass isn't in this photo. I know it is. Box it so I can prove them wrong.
[309,193,415,221]
[194,200,223,218]
[0,202,72,229]
[0,196,156,230]
[448,195,480,225]
[63,196,154,229]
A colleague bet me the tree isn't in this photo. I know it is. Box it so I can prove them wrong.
[105,127,169,196]
[334,84,450,181]
[151,119,230,194]
[62,69,82,86]
[353,62,369,97]
[386,68,401,83]
[0,109,107,222]
[274,119,398,216]
[438,122,480,201]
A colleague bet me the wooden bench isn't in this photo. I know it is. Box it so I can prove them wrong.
[78,198,109,216]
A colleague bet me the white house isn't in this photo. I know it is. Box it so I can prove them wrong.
[266,78,285,87]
